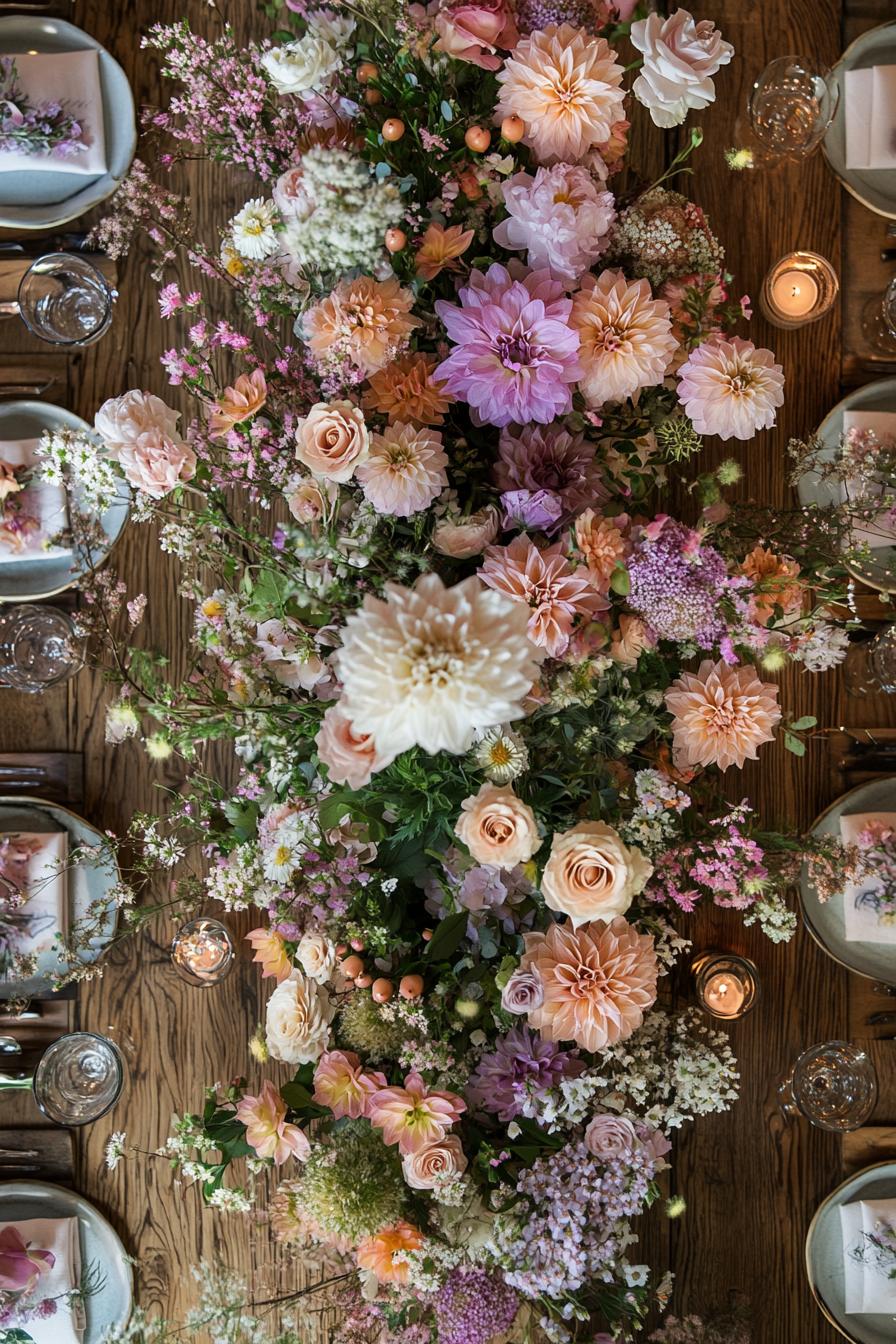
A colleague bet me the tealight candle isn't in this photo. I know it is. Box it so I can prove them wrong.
[692,950,759,1021]
[759,251,838,329]
[171,918,234,987]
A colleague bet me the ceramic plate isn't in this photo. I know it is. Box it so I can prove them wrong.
[800,778,896,985]
[823,20,896,219]
[806,1161,896,1343]
[0,400,129,602]
[0,797,118,1000]
[0,1180,132,1341]
[0,17,136,229]
[796,378,896,594]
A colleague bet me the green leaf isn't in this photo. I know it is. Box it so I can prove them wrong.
[610,565,630,596]
[2,1330,36,1342]
[424,910,469,962]
[317,793,355,831]
[783,732,806,757]
[789,715,817,731]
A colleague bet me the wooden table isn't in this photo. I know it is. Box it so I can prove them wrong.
[1,0,895,1339]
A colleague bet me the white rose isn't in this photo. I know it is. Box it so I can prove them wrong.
[296,931,337,983]
[541,821,653,928]
[265,970,334,1064]
[630,10,733,128]
[260,36,342,97]
[402,1135,468,1190]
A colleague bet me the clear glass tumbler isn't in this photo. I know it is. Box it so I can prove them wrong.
[16,252,113,346]
[778,1040,877,1131]
[0,604,84,692]
[861,277,896,357]
[749,56,839,160]
[32,1031,124,1125]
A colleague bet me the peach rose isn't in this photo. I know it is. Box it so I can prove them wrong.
[208,369,267,438]
[95,389,180,447]
[117,428,196,499]
[454,782,541,870]
[434,0,518,71]
[541,821,652,928]
[284,474,337,527]
[401,1134,468,1189]
[432,505,500,559]
[295,401,369,482]
[316,704,391,790]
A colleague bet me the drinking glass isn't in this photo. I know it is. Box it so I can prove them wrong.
[860,277,896,356]
[32,1031,123,1125]
[749,56,839,160]
[16,252,114,346]
[778,1041,877,1131]
[0,604,84,692]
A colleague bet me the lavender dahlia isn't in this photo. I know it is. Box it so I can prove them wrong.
[495,423,606,533]
[433,1266,519,1344]
[465,1024,584,1121]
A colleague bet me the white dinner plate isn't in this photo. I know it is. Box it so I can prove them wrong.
[0,1180,132,1341]
[823,20,896,220]
[806,1161,896,1343]
[0,400,129,602]
[796,378,896,594]
[0,797,119,1000]
[799,777,896,985]
[0,17,136,229]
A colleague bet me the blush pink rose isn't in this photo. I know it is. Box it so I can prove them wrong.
[401,1134,468,1189]
[95,389,181,447]
[295,400,369,482]
[434,0,518,70]
[583,1112,639,1160]
[316,703,390,789]
[116,427,197,499]
[432,505,501,559]
[454,782,541,870]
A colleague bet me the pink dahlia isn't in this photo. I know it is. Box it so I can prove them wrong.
[572,269,677,406]
[677,336,785,440]
[434,263,581,427]
[493,164,616,286]
[495,423,606,532]
[494,24,626,164]
[665,658,782,771]
[356,421,448,517]
[480,534,608,657]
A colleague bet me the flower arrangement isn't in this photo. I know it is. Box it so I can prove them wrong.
[39,0,863,1338]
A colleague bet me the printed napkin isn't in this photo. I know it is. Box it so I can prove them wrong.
[839,812,896,944]
[840,1197,896,1314]
[0,50,106,176]
[841,410,896,551]
[0,830,68,968]
[0,1215,84,1343]
[845,64,896,170]
[0,438,70,565]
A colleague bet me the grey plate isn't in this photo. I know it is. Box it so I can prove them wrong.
[806,1162,896,1343]
[799,778,896,985]
[0,400,129,602]
[0,17,136,229]
[823,21,896,220]
[0,1179,132,1341]
[0,797,118,1000]
[796,378,896,594]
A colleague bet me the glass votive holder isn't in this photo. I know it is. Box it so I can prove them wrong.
[748,55,839,160]
[759,251,839,330]
[171,917,234,987]
[692,949,760,1020]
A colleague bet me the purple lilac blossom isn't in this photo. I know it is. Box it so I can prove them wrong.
[434,1267,520,1344]
[627,519,730,649]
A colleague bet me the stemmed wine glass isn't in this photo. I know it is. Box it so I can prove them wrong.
[778,1041,877,1132]
[748,56,839,161]
[860,277,896,357]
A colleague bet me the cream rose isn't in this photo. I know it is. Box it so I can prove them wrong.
[630,10,733,128]
[260,36,341,96]
[454,782,541,870]
[295,401,369,483]
[401,1135,468,1190]
[316,704,390,790]
[265,970,335,1065]
[432,505,500,559]
[296,931,337,983]
[541,821,652,927]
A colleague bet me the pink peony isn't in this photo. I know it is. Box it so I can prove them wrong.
[434,263,581,427]
[572,269,677,407]
[355,421,448,517]
[434,0,518,71]
[313,1048,387,1119]
[235,1080,310,1165]
[677,336,785,441]
[315,703,389,790]
[480,534,608,657]
[368,1070,466,1154]
[493,164,616,285]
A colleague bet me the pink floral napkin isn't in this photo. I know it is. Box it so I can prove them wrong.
[841,410,896,551]
[0,1216,84,1342]
[840,1198,896,1313]
[0,830,68,968]
[845,64,896,170]
[0,50,106,176]
[0,439,70,565]
[839,812,896,944]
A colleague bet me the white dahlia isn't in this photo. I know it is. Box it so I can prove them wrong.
[335,573,542,760]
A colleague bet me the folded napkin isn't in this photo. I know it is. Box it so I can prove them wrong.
[0,438,70,565]
[845,64,896,170]
[841,410,896,551]
[0,830,68,969]
[0,1216,84,1343]
[0,49,105,176]
[839,812,896,943]
[840,1197,896,1314]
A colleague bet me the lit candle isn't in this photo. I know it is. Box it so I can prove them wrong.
[692,949,759,1020]
[172,919,233,986]
[770,269,818,318]
[702,971,746,1017]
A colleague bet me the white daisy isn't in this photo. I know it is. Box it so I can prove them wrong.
[230,198,280,261]
[472,726,530,783]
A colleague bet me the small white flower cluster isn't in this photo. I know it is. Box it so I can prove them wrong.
[37,426,118,514]
[135,820,185,869]
[792,619,851,673]
[104,1130,128,1171]
[207,1186,252,1213]
[159,521,196,560]
[280,147,403,277]
[743,890,798,943]
[403,1238,463,1294]
[622,768,691,854]
[205,842,277,912]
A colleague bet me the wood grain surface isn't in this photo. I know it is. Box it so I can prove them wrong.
[0,0,893,1340]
